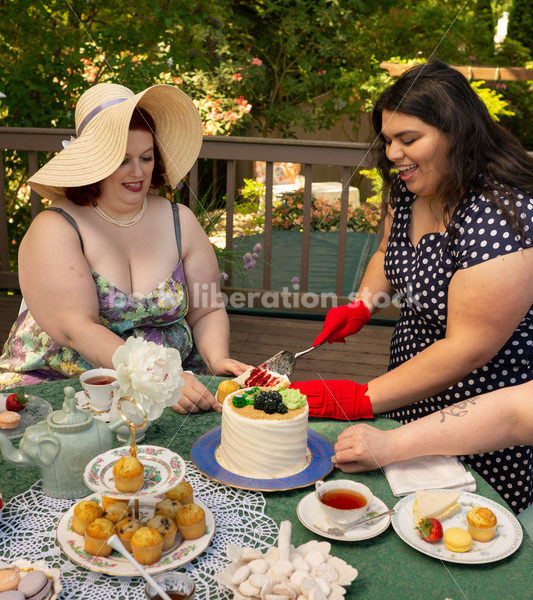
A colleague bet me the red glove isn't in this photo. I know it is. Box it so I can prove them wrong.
[313,300,370,345]
[289,380,374,420]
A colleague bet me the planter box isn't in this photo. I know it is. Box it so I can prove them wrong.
[229,230,379,297]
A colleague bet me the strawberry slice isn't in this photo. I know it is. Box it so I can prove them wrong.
[416,517,443,543]
[5,392,29,412]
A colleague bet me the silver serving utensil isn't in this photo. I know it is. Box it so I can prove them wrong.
[325,509,395,536]
[107,535,172,600]
[266,342,325,376]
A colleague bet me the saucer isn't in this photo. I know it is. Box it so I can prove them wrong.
[75,390,111,422]
[297,491,391,541]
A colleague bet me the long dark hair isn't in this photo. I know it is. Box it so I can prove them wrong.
[372,60,532,244]
[65,107,166,206]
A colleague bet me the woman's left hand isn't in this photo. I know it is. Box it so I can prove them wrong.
[172,372,221,414]
[333,424,394,472]
[210,357,252,377]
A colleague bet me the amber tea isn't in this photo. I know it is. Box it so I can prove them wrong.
[320,489,368,510]
[85,375,116,385]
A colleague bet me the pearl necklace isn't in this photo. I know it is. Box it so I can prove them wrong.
[92,196,147,227]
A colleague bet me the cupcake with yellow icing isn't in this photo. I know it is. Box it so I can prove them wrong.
[165,480,194,505]
[116,517,143,552]
[146,514,179,551]
[154,498,181,520]
[104,501,132,524]
[176,503,206,540]
[466,507,497,542]
[72,499,102,535]
[112,455,145,492]
[130,526,164,565]
[84,517,115,556]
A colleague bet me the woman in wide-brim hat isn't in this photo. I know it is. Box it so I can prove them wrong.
[0,82,249,412]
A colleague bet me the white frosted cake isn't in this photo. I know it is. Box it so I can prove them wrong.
[217,388,309,479]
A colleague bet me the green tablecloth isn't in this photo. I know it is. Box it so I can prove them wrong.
[1,377,532,600]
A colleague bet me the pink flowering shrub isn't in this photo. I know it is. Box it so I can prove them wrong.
[271,190,381,233]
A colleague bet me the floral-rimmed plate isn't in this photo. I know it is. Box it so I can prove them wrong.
[391,490,523,564]
[83,445,186,500]
[297,491,391,541]
[56,493,215,575]
[0,394,53,439]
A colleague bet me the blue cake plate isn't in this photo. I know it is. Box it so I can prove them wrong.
[190,426,334,492]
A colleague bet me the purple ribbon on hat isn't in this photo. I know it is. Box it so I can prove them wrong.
[76,97,128,136]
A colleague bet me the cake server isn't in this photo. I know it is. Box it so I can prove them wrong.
[266,342,325,376]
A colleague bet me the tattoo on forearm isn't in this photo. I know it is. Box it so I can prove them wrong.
[439,397,479,422]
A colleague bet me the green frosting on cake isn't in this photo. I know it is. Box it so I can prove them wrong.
[279,388,306,409]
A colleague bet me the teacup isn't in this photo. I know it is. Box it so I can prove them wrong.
[80,368,119,413]
[315,479,373,525]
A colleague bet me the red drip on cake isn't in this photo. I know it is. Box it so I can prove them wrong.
[244,366,286,389]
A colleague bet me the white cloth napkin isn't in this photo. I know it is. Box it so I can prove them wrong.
[384,454,477,497]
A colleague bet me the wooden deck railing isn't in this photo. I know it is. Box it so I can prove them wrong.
[0,128,382,314]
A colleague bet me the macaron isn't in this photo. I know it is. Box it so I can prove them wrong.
[17,571,51,600]
[0,411,20,430]
[444,527,472,553]
[0,570,20,592]
[0,591,25,600]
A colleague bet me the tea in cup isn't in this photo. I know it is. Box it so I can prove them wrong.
[80,368,119,413]
[315,479,373,525]
[145,572,195,599]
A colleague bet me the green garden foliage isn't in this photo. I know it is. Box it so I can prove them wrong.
[0,0,530,142]
[0,0,531,276]
[508,0,533,54]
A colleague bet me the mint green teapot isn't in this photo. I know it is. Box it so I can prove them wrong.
[0,386,124,498]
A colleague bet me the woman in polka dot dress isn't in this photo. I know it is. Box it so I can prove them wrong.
[305,61,533,513]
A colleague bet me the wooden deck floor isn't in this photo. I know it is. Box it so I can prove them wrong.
[0,295,393,381]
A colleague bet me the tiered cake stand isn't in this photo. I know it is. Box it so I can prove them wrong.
[56,397,215,575]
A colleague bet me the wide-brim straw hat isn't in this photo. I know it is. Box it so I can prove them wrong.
[28,82,203,203]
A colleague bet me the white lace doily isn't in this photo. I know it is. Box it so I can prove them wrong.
[0,462,279,600]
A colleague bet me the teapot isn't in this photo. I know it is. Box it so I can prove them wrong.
[0,386,124,498]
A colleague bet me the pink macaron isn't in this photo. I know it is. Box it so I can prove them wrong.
[17,571,51,600]
[0,591,25,600]
[0,411,20,430]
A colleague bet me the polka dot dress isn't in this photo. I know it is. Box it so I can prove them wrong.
[383,182,533,514]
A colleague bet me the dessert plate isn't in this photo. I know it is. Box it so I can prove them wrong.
[83,445,186,500]
[0,559,62,599]
[191,426,334,492]
[0,394,53,439]
[56,493,215,575]
[297,491,391,541]
[391,490,523,564]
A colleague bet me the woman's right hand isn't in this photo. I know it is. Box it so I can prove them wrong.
[172,372,222,414]
[313,300,371,345]
[333,423,394,472]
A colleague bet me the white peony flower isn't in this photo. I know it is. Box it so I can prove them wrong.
[112,336,184,420]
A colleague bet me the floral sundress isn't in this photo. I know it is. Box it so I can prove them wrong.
[0,204,205,390]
